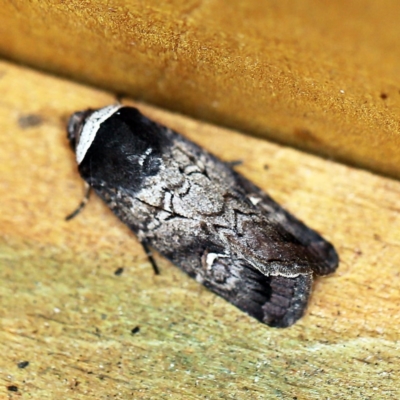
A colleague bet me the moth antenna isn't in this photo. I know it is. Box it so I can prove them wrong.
[65,183,91,221]
[115,93,124,104]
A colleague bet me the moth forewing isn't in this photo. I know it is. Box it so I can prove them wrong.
[67,105,339,328]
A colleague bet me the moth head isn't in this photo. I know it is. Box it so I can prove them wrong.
[67,105,123,165]
[67,109,93,153]
[67,104,167,192]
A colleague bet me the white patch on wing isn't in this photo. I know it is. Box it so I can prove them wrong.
[206,253,228,270]
[184,165,201,175]
[249,196,262,205]
[196,160,205,170]
[158,211,172,220]
[163,191,172,212]
[76,104,122,164]
[138,148,153,166]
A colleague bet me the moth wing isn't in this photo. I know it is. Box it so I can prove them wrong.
[174,133,339,276]
[198,252,313,328]
[198,166,339,327]
[231,171,339,276]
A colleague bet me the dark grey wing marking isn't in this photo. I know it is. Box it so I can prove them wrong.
[231,171,339,276]
[197,254,313,328]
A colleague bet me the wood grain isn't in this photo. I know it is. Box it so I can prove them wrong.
[1,1,400,178]
[1,60,399,399]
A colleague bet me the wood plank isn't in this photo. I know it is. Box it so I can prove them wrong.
[1,1,400,178]
[0,60,399,399]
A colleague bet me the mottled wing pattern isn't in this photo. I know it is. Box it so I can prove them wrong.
[155,129,338,327]
[230,171,339,276]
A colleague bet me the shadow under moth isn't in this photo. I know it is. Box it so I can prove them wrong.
[67,105,339,328]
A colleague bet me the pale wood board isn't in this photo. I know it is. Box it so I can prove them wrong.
[0,61,399,399]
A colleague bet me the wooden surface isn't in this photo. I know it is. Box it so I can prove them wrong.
[1,0,400,179]
[1,60,400,399]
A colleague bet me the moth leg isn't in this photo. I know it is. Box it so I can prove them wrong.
[140,240,160,275]
[233,172,338,275]
[65,183,91,221]
[226,160,243,168]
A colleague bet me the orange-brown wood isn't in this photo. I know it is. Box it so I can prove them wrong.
[1,1,400,179]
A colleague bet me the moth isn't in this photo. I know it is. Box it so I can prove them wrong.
[67,105,339,327]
